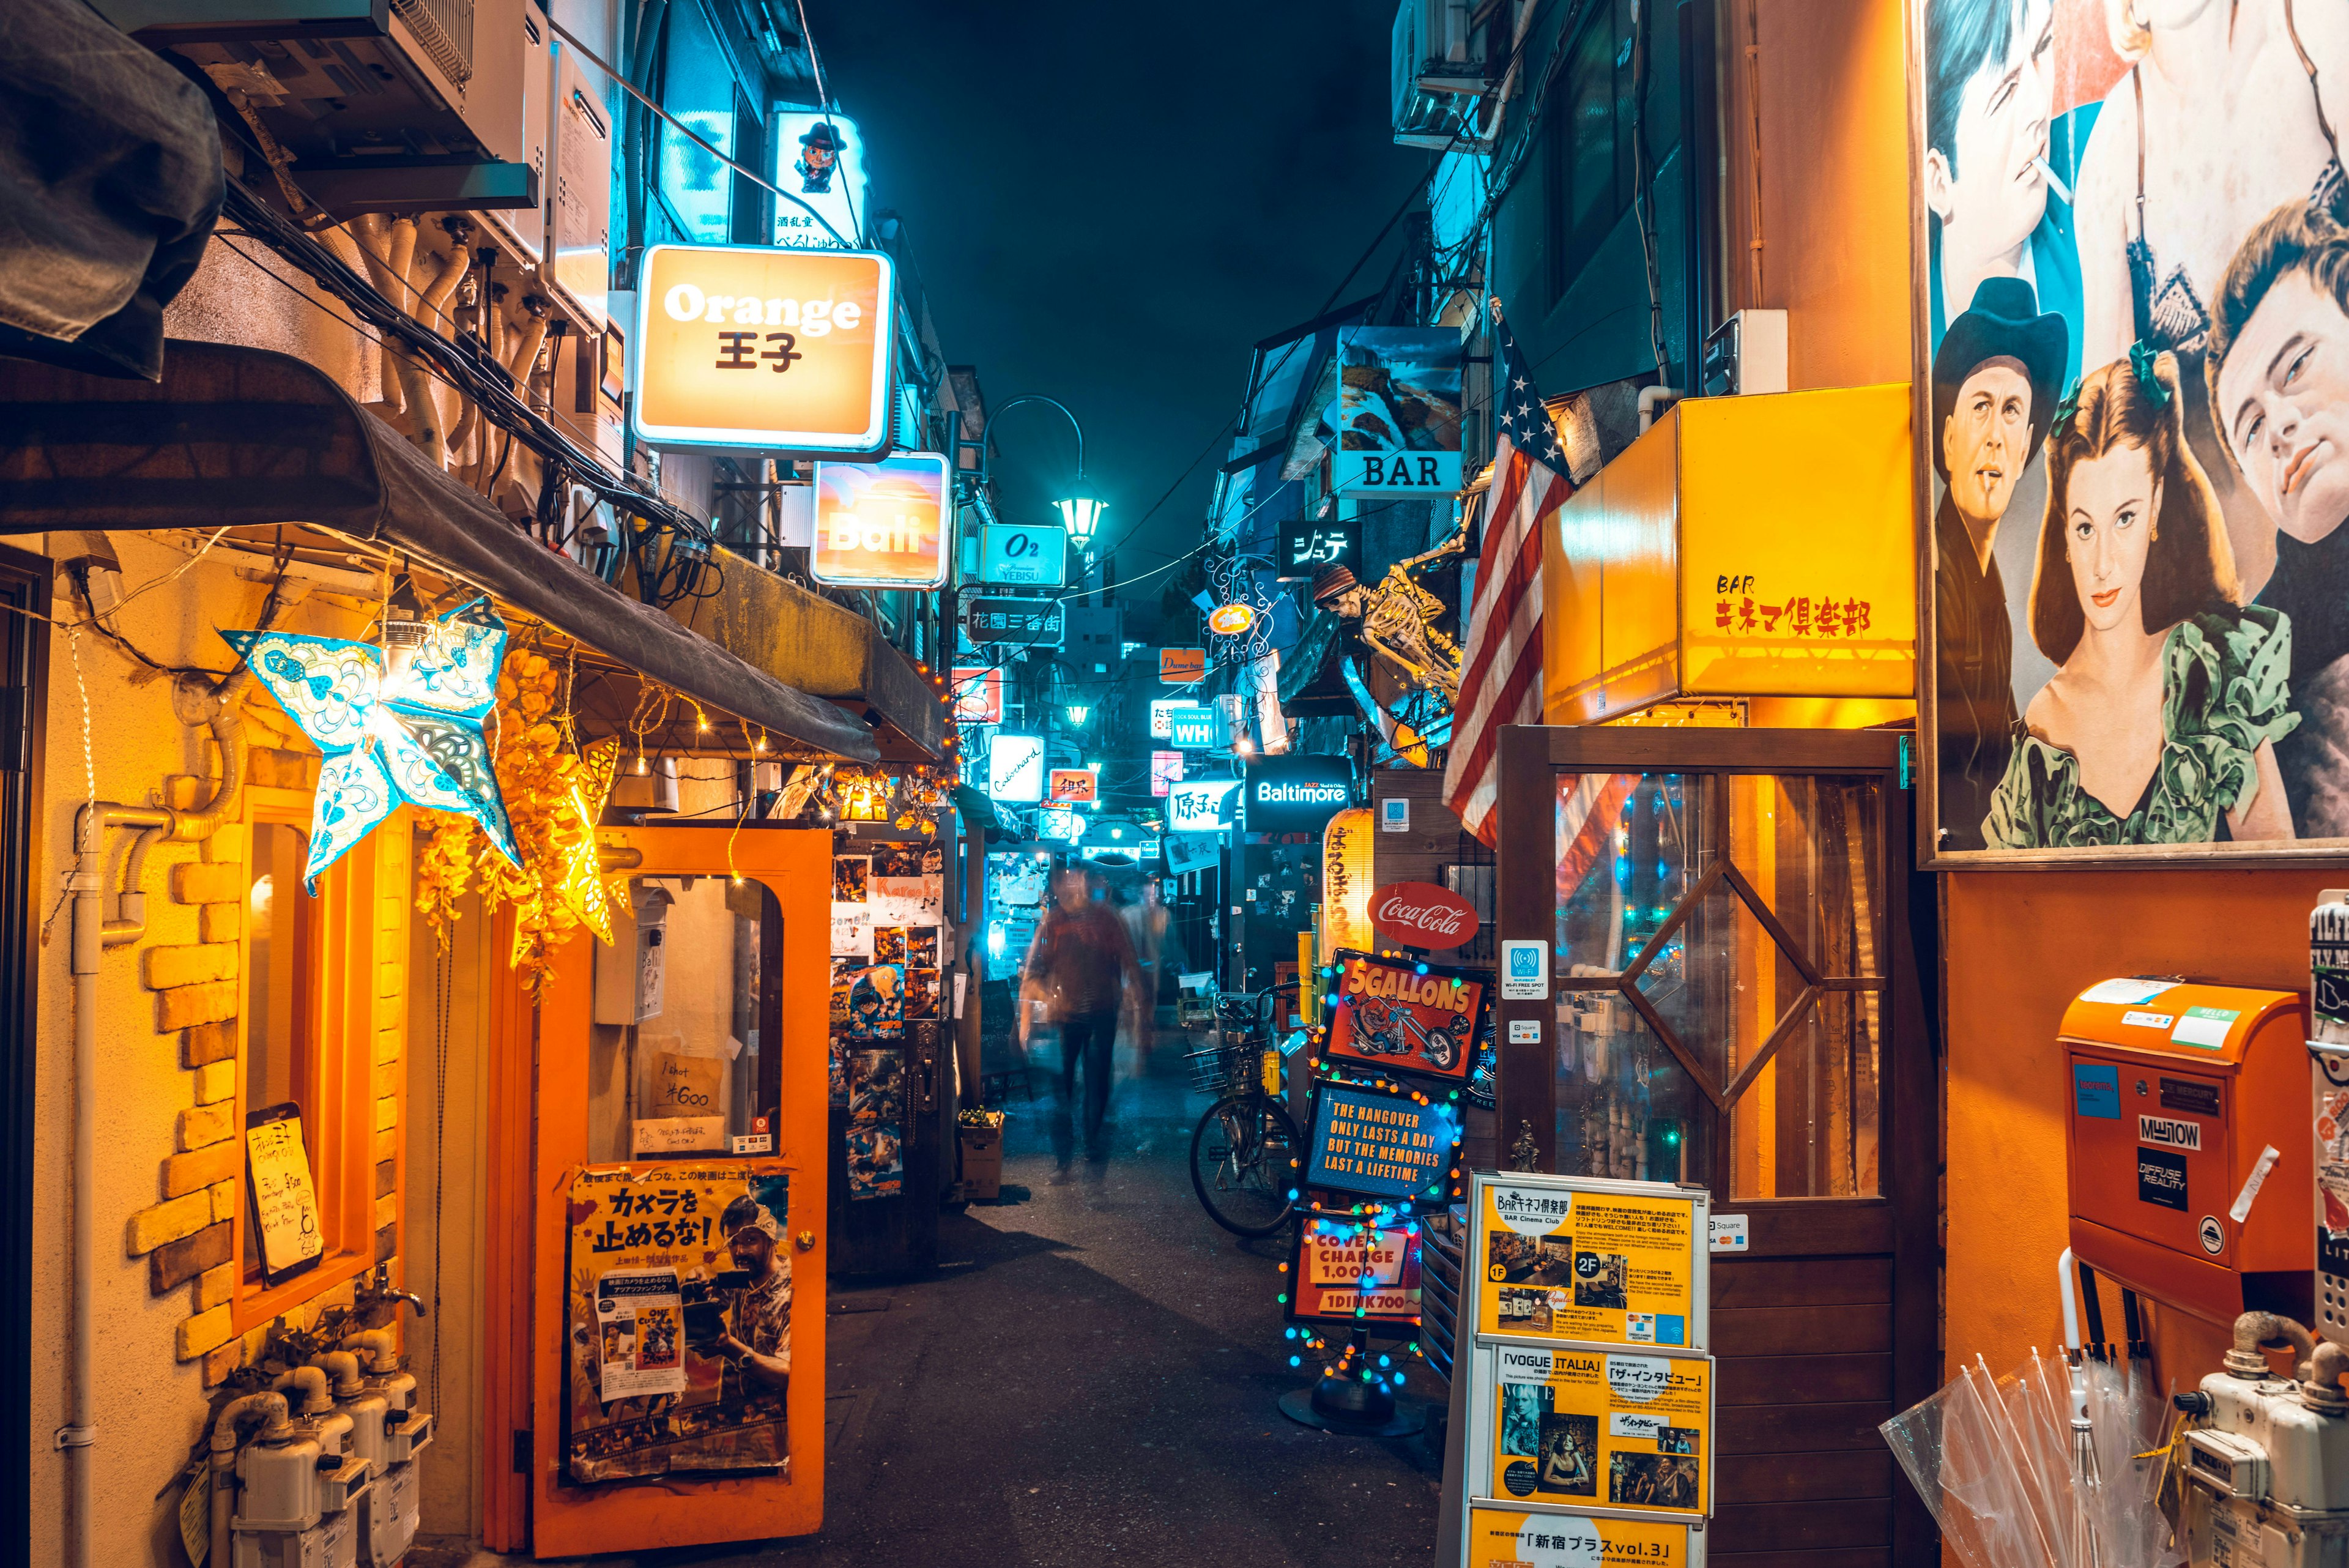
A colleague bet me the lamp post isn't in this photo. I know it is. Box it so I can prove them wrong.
[967,394,1102,596]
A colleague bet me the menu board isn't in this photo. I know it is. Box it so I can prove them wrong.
[1480,1345,1712,1516]
[1463,1506,1702,1568]
[1474,1177,1705,1348]
[244,1105,325,1280]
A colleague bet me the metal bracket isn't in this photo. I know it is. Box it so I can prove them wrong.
[53,1423,95,1451]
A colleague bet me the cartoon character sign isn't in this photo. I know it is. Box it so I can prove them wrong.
[1323,949,1486,1082]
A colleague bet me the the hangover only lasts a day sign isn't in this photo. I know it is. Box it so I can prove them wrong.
[1307,1082,1457,1202]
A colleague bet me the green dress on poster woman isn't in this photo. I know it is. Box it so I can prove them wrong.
[1984,608,2298,848]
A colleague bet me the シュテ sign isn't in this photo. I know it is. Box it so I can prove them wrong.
[631,244,895,457]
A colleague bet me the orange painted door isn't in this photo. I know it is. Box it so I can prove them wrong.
[521,825,830,1555]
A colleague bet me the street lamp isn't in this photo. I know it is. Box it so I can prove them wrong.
[1065,704,1089,727]
[1053,496,1107,545]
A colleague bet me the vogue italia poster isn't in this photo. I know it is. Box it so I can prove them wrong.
[1918,0,2349,860]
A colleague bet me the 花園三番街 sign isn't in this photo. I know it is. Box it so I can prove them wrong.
[812,452,951,589]
[963,596,1063,650]
[631,244,895,457]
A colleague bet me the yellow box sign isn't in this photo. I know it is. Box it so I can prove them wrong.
[1464,1506,1701,1568]
[1475,1178,1701,1347]
[632,243,894,456]
[811,451,949,589]
[1484,1344,1711,1515]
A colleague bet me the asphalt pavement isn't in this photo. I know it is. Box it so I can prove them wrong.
[512,1026,1447,1567]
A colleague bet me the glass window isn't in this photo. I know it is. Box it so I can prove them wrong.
[1552,771,1884,1199]
[658,1,738,247]
[1546,0,1637,305]
[587,875,781,1162]
[245,820,320,1126]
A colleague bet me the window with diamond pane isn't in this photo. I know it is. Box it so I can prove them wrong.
[1552,771,1884,1199]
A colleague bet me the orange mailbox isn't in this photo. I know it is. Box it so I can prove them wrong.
[2063,978,2310,1327]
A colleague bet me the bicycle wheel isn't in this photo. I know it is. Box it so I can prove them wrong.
[1190,1093,1301,1238]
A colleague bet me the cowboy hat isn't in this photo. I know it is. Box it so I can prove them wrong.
[1930,275,2069,479]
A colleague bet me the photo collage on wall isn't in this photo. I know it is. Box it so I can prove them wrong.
[1920,0,2349,858]
[830,845,944,1200]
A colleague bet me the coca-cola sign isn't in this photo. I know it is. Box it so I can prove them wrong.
[1368,881,1479,949]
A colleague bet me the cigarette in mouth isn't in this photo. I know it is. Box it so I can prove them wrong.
[2033,157,2073,205]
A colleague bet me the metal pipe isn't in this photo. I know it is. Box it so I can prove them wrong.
[207,1392,292,1568]
[2225,1310,2316,1381]
[273,1364,332,1416]
[2306,1339,2349,1414]
[343,1328,398,1375]
[308,1350,363,1400]
[105,675,248,948]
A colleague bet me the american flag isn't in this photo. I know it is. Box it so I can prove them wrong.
[1442,320,1573,845]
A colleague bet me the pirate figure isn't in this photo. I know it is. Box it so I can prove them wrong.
[796,121,845,193]
[1311,529,1466,708]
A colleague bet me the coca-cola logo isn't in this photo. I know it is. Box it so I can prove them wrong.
[1368,881,1480,949]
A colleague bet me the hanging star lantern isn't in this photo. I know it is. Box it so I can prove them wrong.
[226,597,522,891]
[551,737,626,946]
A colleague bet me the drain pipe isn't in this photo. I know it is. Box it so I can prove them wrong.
[207,1392,292,1568]
[1637,385,1684,433]
[64,675,248,1568]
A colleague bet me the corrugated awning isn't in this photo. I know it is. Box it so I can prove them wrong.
[0,338,881,761]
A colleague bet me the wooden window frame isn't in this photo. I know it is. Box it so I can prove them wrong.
[229,787,384,1332]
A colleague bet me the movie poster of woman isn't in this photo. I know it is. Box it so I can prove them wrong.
[1920,0,2349,858]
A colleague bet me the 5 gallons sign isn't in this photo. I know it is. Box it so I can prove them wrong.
[631,243,896,458]
[1324,949,1486,1082]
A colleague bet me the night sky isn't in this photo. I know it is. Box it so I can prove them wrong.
[812,1,1429,609]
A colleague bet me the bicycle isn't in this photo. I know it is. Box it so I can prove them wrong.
[1187,984,1303,1238]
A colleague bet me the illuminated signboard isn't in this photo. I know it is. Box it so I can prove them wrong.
[963,596,1064,650]
[1305,1080,1459,1202]
[1275,518,1361,582]
[1327,327,1464,497]
[1168,707,1220,750]
[1165,781,1239,833]
[1160,647,1207,683]
[1206,603,1256,637]
[951,667,1001,725]
[631,243,894,458]
[1047,767,1097,804]
[979,524,1069,587]
[1244,753,1353,834]
[770,108,869,249]
[811,451,951,589]
[987,733,1045,804]
[1149,751,1184,797]
[1149,697,1202,738]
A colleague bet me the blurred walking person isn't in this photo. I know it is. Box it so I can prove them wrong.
[1021,865,1146,1180]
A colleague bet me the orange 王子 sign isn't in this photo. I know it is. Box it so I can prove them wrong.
[631,244,896,456]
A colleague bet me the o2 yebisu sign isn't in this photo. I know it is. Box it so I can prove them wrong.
[631,244,896,458]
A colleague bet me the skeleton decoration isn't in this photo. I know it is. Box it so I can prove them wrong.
[1310,529,1464,706]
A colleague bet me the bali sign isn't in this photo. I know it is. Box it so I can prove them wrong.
[631,243,895,458]
[1368,880,1479,950]
[811,451,950,588]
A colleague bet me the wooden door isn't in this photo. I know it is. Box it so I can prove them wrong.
[484,823,831,1556]
[1493,727,1937,1566]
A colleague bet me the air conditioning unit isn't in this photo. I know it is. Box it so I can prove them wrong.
[1392,0,1494,150]
[546,37,612,332]
[93,0,540,217]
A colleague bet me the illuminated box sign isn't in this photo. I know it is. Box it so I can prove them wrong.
[1047,768,1097,804]
[986,733,1045,804]
[1329,327,1463,498]
[1305,1081,1458,1202]
[811,451,950,589]
[963,596,1063,650]
[1168,708,1220,749]
[1275,518,1361,582]
[771,108,869,250]
[1149,751,1183,797]
[631,243,894,457]
[979,524,1068,587]
[1243,753,1353,834]
[951,667,1001,725]
[1159,647,1207,683]
[1165,781,1239,833]
[1149,697,1201,738]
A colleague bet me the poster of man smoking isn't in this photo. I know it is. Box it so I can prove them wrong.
[1919,0,2349,859]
